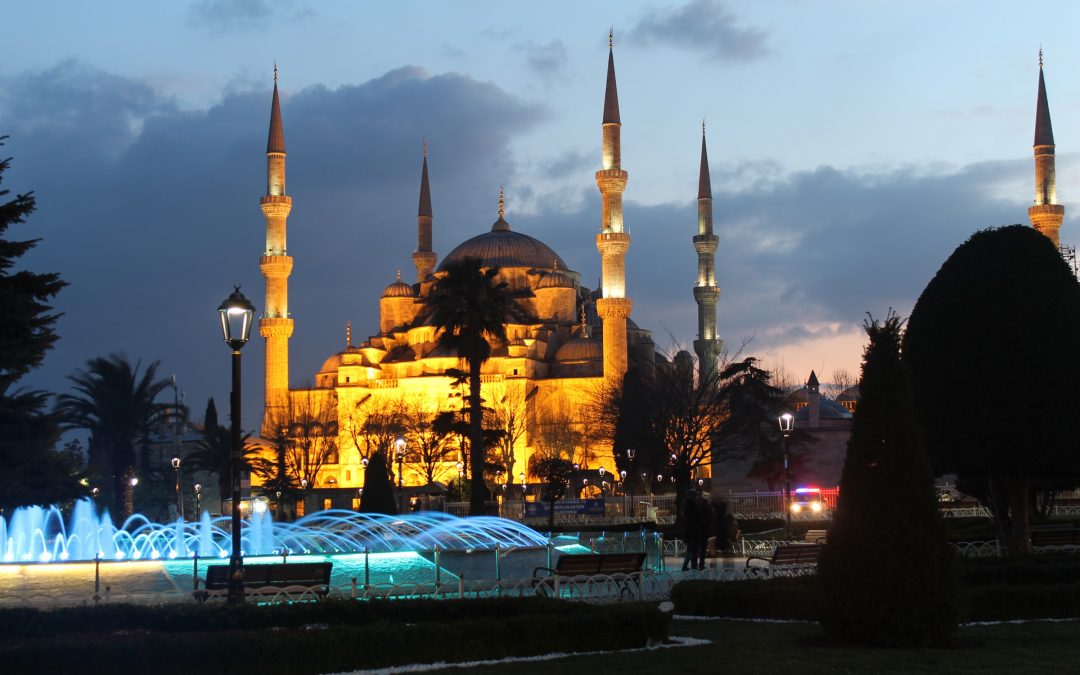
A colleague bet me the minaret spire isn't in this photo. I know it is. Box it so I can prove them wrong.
[1029,51,1065,249]
[595,32,632,381]
[260,67,295,432]
[693,124,722,378]
[413,141,437,281]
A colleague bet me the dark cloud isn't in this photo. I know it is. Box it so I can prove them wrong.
[536,149,592,180]
[4,60,542,428]
[3,58,1040,435]
[188,0,312,32]
[629,0,770,62]
[520,40,568,82]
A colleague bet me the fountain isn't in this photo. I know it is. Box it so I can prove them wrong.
[0,499,550,564]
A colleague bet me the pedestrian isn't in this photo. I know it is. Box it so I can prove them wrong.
[682,489,700,571]
[694,491,711,570]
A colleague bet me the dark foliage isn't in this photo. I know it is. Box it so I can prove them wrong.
[672,573,1080,623]
[56,354,173,516]
[530,455,573,530]
[0,599,668,673]
[360,450,398,515]
[424,256,515,516]
[818,312,959,646]
[186,397,260,514]
[904,225,1080,554]
[0,138,80,511]
[671,577,819,620]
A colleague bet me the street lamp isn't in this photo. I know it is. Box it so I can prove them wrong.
[779,411,794,541]
[218,285,255,605]
[395,436,406,512]
[124,474,139,519]
[519,472,527,516]
[171,456,184,521]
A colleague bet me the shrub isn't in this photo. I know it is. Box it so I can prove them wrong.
[818,314,959,646]
[671,578,817,620]
[0,599,668,673]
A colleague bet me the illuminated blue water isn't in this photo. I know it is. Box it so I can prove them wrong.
[0,500,549,563]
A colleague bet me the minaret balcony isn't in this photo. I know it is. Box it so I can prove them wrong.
[260,255,294,278]
[596,232,630,256]
[693,234,719,255]
[693,286,721,303]
[595,169,628,192]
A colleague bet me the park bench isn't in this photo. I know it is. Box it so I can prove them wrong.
[193,562,333,602]
[532,552,646,598]
[803,529,828,544]
[1030,525,1080,550]
[746,543,822,572]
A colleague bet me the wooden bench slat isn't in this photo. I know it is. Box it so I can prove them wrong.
[747,543,822,569]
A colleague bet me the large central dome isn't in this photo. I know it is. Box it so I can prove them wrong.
[439,214,569,272]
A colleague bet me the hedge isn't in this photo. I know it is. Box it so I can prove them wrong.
[0,598,669,673]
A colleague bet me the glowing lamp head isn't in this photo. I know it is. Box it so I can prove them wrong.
[599,467,606,477]
[217,285,256,350]
[394,436,406,457]
[778,412,794,435]
[253,499,268,514]
[626,448,635,461]
[130,476,139,487]
[171,456,181,470]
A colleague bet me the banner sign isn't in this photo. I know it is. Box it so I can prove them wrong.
[525,498,605,517]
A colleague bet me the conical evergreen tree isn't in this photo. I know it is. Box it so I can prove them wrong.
[818,312,958,646]
[360,450,398,515]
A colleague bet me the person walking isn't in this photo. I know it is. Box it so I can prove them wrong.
[693,491,712,570]
[682,489,701,571]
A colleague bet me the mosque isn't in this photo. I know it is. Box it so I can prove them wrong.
[250,36,1065,507]
[251,36,723,508]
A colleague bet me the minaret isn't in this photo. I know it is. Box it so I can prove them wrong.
[413,140,437,282]
[692,122,722,379]
[260,65,294,431]
[595,30,632,382]
[1029,50,1065,249]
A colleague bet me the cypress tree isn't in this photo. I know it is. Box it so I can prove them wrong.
[360,450,398,515]
[818,312,958,646]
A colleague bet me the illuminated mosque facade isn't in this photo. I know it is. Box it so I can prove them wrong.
[252,35,1063,503]
[253,37,723,503]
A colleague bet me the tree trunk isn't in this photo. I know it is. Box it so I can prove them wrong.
[1007,477,1032,555]
[468,362,486,516]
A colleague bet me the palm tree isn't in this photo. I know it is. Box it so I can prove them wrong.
[186,397,261,515]
[424,256,515,516]
[56,354,172,516]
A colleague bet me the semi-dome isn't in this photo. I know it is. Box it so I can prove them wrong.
[439,217,569,272]
[318,345,368,375]
[555,334,602,362]
[382,271,414,298]
[536,268,575,289]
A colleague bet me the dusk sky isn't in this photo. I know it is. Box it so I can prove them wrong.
[4,0,1078,429]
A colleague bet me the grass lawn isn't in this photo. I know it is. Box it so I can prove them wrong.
[430,617,1080,674]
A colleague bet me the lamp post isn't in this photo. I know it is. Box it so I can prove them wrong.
[779,412,794,541]
[125,474,138,519]
[395,436,406,513]
[519,472,526,518]
[171,456,184,521]
[218,285,255,605]
[456,461,465,502]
